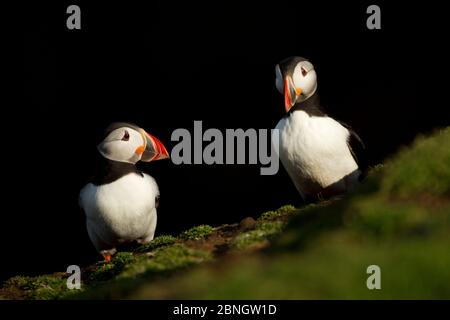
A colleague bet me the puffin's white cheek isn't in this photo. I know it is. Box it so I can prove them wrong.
[302,72,317,95]
[99,141,136,163]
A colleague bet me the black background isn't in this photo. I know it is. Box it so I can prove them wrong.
[8,1,447,282]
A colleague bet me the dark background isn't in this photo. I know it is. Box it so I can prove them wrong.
[7,1,447,281]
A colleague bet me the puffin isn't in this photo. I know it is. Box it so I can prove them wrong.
[273,56,367,202]
[79,122,169,261]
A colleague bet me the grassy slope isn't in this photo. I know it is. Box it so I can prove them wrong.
[1,127,449,299]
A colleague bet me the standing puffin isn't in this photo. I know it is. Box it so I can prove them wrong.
[79,122,169,261]
[273,57,367,202]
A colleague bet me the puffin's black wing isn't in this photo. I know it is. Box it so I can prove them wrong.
[339,122,368,180]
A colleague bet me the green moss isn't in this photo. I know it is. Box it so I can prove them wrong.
[256,221,285,233]
[277,204,297,214]
[73,244,213,299]
[133,234,450,299]
[233,221,286,249]
[232,230,269,249]
[179,225,214,241]
[135,235,177,253]
[89,252,135,282]
[121,244,212,278]
[258,205,297,221]
[275,201,346,250]
[346,197,444,239]
[3,275,29,288]
[381,127,450,198]
[4,275,71,300]
[340,128,450,240]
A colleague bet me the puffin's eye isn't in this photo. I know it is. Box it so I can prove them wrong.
[122,130,130,141]
[301,67,308,77]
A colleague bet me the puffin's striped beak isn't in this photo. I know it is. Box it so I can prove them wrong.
[136,129,170,162]
[284,76,301,113]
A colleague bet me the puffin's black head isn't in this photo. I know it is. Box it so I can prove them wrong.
[97,122,169,164]
[275,56,318,112]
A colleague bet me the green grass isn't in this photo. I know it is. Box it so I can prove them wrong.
[72,245,212,299]
[233,221,286,249]
[134,235,176,253]
[179,225,214,240]
[258,205,297,221]
[132,232,450,299]
[1,127,449,299]
[119,244,212,278]
[3,275,74,300]
[89,252,135,282]
[381,128,450,198]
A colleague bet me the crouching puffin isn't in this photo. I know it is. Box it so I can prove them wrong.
[79,122,169,261]
[273,57,367,202]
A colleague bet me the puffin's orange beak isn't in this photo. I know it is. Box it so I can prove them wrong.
[284,76,301,113]
[136,130,170,162]
[284,78,292,113]
[135,145,145,155]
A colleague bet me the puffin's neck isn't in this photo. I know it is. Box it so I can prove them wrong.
[91,155,142,186]
[288,91,326,117]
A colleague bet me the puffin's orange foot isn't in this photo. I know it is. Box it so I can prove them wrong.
[100,248,116,263]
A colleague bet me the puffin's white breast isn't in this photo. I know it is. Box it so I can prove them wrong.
[274,110,359,197]
[79,173,159,244]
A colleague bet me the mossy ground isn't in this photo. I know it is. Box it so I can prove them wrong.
[1,127,449,299]
[179,225,214,241]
